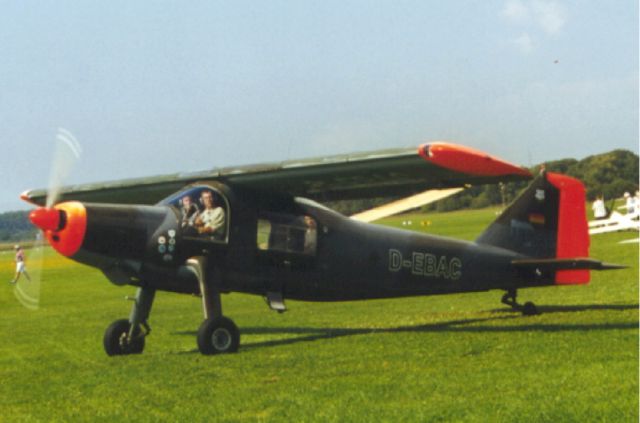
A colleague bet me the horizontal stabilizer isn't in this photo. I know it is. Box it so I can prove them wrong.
[512,258,627,271]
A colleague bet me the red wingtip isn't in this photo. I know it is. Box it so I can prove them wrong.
[20,190,41,206]
[29,208,61,232]
[419,142,532,178]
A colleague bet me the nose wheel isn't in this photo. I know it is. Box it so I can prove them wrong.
[104,287,155,356]
[103,319,146,356]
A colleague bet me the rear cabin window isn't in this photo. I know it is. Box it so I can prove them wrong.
[257,213,317,255]
[160,186,230,244]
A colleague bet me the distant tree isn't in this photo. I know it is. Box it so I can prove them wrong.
[587,151,637,200]
[541,158,579,175]
[0,210,37,242]
[542,149,638,201]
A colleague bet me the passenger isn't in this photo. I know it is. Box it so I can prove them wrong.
[180,195,200,233]
[303,215,317,254]
[195,190,226,239]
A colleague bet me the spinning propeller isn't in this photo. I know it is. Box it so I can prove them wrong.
[14,129,82,310]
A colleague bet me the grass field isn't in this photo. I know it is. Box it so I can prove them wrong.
[1,207,637,422]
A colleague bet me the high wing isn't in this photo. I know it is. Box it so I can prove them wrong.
[21,142,532,206]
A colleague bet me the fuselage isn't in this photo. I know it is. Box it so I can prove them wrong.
[39,182,550,303]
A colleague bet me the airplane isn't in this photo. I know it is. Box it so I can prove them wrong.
[589,211,640,235]
[20,141,623,356]
[588,196,640,242]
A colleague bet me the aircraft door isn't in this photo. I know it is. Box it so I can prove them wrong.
[257,213,317,258]
[256,212,318,296]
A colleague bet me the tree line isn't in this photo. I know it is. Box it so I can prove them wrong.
[0,210,37,242]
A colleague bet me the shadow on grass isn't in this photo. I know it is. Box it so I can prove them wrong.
[490,303,639,314]
[173,303,638,354]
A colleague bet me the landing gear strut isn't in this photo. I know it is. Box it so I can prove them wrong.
[188,256,240,355]
[501,289,538,316]
[104,287,155,356]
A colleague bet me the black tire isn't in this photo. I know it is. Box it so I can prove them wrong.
[104,319,145,356]
[522,301,539,316]
[197,316,240,355]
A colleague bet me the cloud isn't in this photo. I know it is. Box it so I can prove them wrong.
[501,0,567,53]
[531,0,567,35]
[511,33,535,54]
[501,0,530,23]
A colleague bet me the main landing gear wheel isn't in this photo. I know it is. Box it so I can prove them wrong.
[197,316,240,355]
[104,319,145,356]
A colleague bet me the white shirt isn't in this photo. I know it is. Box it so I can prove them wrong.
[625,196,635,214]
[592,199,607,219]
[200,207,225,234]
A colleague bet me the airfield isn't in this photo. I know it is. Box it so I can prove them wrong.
[1,206,637,422]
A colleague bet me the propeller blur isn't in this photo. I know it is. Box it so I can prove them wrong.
[15,129,81,310]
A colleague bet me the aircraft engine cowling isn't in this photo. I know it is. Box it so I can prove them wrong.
[30,202,181,285]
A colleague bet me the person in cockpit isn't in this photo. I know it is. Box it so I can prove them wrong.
[180,195,200,235]
[194,190,226,239]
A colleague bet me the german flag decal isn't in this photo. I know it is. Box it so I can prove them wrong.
[528,213,545,225]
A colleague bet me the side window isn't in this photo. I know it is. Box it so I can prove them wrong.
[161,186,230,244]
[257,213,317,255]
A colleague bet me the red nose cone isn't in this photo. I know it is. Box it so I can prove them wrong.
[29,207,60,232]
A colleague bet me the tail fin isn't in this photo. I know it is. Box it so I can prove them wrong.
[476,171,590,284]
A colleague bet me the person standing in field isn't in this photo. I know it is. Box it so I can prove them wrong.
[592,196,607,220]
[623,192,636,215]
[10,245,31,284]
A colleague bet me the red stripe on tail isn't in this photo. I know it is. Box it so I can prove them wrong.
[546,173,590,284]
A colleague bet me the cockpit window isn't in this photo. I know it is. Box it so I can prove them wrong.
[160,186,229,243]
[257,212,317,255]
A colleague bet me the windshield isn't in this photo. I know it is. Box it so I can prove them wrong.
[160,185,229,243]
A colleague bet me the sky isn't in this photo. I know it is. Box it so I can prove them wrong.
[0,0,637,212]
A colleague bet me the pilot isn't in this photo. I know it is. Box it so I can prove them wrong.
[180,195,200,234]
[195,190,226,239]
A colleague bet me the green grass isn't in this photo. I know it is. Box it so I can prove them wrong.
[0,207,637,422]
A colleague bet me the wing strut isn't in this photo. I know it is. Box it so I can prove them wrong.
[350,187,464,223]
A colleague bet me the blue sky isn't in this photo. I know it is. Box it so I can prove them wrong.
[0,1,637,211]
